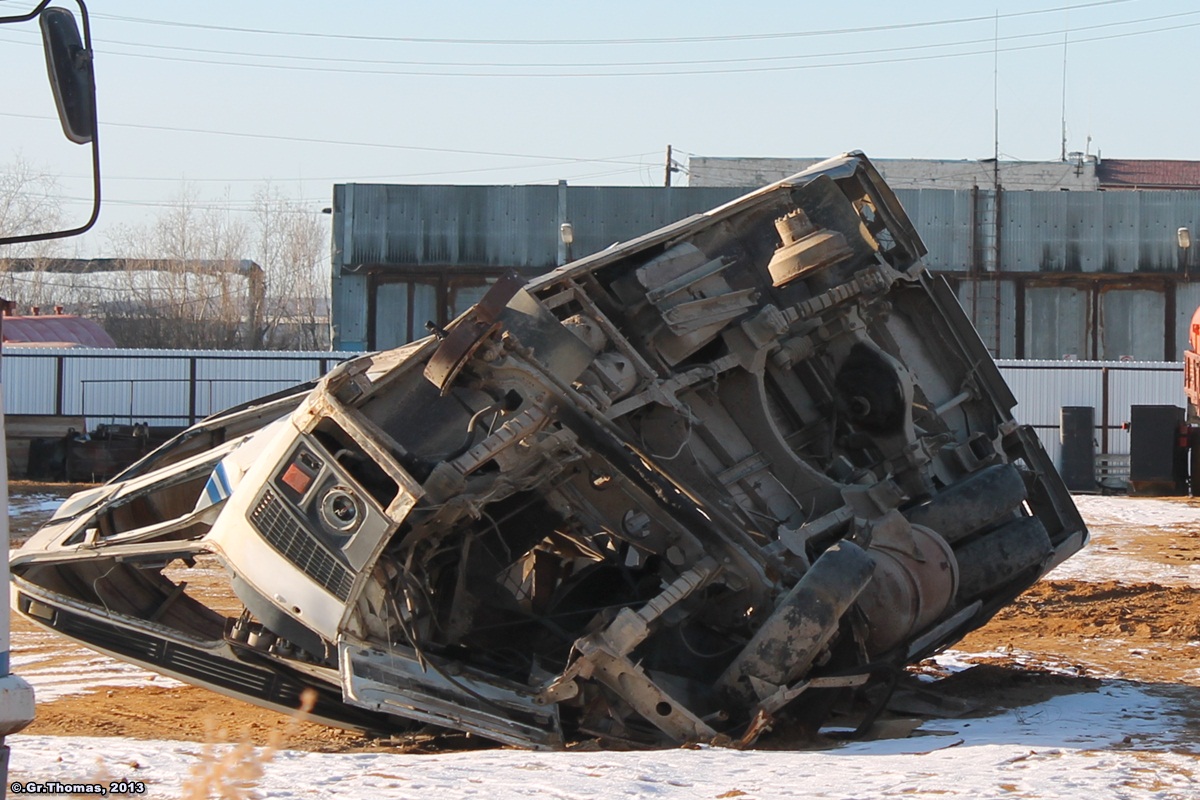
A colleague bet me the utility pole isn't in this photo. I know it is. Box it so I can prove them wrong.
[664,144,673,188]
[0,7,100,793]
[0,298,28,800]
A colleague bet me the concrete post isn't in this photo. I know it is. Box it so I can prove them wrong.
[0,323,37,799]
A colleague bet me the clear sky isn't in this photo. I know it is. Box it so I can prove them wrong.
[0,0,1195,253]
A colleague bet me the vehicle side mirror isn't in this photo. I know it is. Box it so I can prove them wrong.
[40,6,94,145]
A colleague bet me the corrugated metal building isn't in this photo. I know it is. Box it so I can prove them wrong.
[332,183,745,351]
[331,179,1200,361]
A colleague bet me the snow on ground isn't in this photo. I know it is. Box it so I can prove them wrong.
[1048,496,1200,586]
[6,491,71,521]
[1073,495,1200,528]
[8,491,1200,798]
[11,629,183,702]
[1046,541,1200,586]
[9,680,1198,799]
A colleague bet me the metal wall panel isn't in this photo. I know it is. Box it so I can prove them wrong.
[338,184,558,269]
[1010,362,1095,464]
[373,282,410,353]
[1002,192,1108,273]
[3,353,58,414]
[894,189,972,271]
[1099,289,1165,361]
[1137,192,1185,273]
[993,190,1200,274]
[1100,192,1140,272]
[332,272,370,351]
[337,184,744,272]
[1064,191,1104,272]
[955,278,1016,358]
[193,355,329,419]
[62,353,189,424]
[4,349,353,426]
[998,360,1103,427]
[1025,285,1090,359]
[999,190,1038,272]
[1030,192,1068,271]
[337,184,1200,276]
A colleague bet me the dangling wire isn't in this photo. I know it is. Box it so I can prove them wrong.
[638,409,696,461]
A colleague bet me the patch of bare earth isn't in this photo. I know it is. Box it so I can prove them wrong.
[958,580,1200,685]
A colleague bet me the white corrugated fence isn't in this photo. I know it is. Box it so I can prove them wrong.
[3,348,353,427]
[2,349,1187,472]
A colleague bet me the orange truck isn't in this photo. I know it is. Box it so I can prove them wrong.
[1186,305,1200,421]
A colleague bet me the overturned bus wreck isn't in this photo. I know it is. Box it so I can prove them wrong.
[11,153,1087,749]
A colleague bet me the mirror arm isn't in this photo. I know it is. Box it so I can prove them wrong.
[0,0,54,26]
[0,0,100,246]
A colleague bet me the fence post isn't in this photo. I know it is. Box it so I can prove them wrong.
[1101,367,1110,454]
[54,355,65,416]
[188,357,198,425]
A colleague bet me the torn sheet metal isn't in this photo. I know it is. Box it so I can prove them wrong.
[11,153,1087,749]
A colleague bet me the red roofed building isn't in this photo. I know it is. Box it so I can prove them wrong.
[1096,159,1200,191]
[1,308,116,348]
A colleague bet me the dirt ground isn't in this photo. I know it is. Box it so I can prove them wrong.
[10,481,1200,753]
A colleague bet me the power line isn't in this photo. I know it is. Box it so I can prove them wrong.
[0,271,278,311]
[59,154,659,184]
[91,1,1133,47]
[31,14,1194,78]
[55,195,327,213]
[51,161,655,212]
[0,110,655,164]
[0,109,659,191]
[70,8,1193,72]
[519,19,1200,78]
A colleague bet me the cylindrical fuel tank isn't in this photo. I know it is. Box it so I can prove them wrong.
[1190,304,1200,355]
[717,540,874,702]
[904,463,1026,544]
[856,522,958,655]
[954,516,1053,602]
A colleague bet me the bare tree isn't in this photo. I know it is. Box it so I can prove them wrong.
[0,168,330,350]
[97,186,249,348]
[97,183,329,350]
[0,156,64,243]
[252,184,329,350]
[0,156,81,312]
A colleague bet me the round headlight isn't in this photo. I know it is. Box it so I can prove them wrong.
[320,486,362,533]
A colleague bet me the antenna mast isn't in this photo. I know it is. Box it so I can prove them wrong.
[993,10,999,167]
[1060,15,1070,161]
